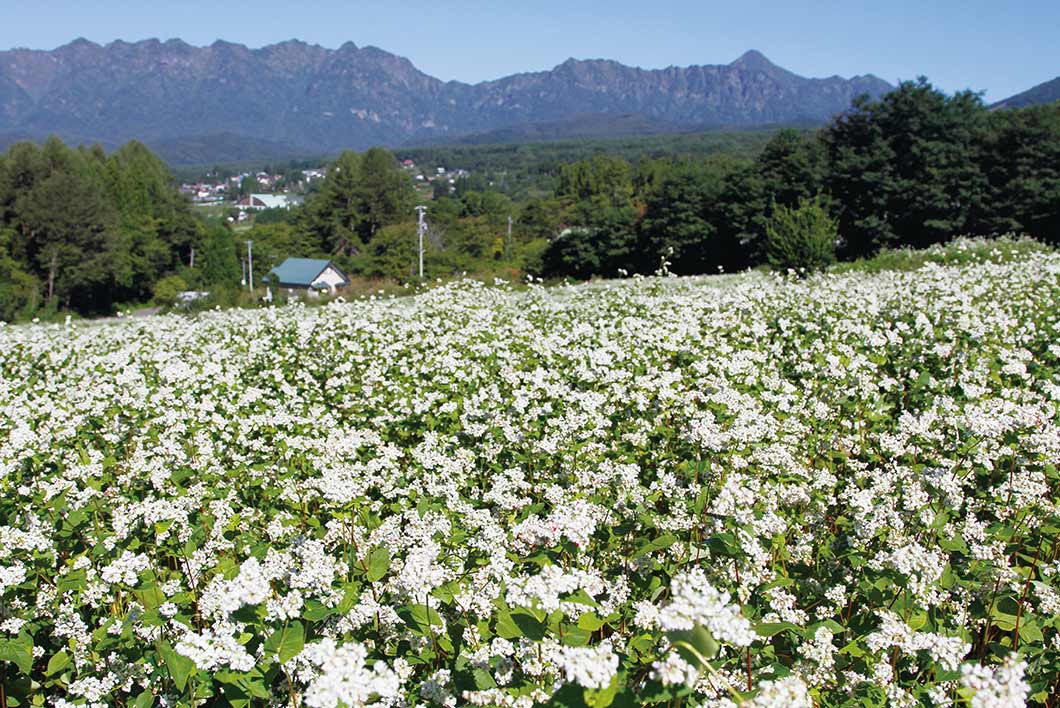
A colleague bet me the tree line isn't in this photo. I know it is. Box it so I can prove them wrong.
[529,78,1060,278]
[1,78,1057,321]
[0,137,259,320]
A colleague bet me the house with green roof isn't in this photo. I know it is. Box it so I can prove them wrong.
[263,258,349,295]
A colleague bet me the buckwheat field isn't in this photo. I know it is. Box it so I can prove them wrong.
[2,245,1060,707]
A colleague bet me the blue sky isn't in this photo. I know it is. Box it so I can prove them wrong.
[0,0,1055,101]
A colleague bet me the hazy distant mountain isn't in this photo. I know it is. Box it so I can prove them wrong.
[993,76,1060,109]
[0,39,893,162]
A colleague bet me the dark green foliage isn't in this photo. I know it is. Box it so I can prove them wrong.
[355,223,417,279]
[540,207,639,279]
[824,79,988,256]
[396,129,786,193]
[199,223,241,289]
[0,228,39,321]
[765,198,838,273]
[152,275,188,306]
[299,148,414,256]
[720,129,828,262]
[537,155,641,278]
[0,137,207,319]
[974,104,1060,242]
[556,156,634,210]
[639,159,734,274]
[104,141,200,300]
[15,167,119,311]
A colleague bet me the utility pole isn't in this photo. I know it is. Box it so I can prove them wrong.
[246,240,254,290]
[506,214,513,261]
[415,205,428,278]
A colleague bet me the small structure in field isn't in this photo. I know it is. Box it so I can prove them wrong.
[263,258,349,296]
[237,194,293,210]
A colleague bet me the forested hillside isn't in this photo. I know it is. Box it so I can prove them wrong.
[0,139,204,318]
[2,79,1058,322]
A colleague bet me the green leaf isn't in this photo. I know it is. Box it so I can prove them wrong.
[547,682,589,708]
[45,650,70,677]
[221,682,252,708]
[637,533,677,556]
[133,690,154,708]
[756,621,800,637]
[667,625,718,668]
[302,600,334,622]
[564,589,600,608]
[560,623,592,647]
[990,608,1018,632]
[135,583,167,612]
[0,633,34,674]
[584,672,620,708]
[159,641,196,692]
[472,667,497,690]
[1018,619,1043,644]
[577,613,607,632]
[496,609,522,639]
[627,633,657,661]
[399,604,444,637]
[56,568,87,594]
[264,621,305,664]
[511,608,548,641]
[367,546,391,582]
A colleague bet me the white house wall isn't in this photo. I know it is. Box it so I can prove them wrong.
[312,266,347,291]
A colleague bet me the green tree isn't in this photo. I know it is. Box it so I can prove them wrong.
[639,159,733,274]
[824,78,988,256]
[715,131,825,265]
[355,147,415,242]
[0,137,201,316]
[16,168,119,312]
[975,103,1060,242]
[765,198,837,273]
[540,206,638,279]
[201,223,241,287]
[556,156,634,210]
[300,148,414,256]
[357,223,417,280]
[0,227,39,321]
[519,198,566,241]
[104,141,191,301]
[152,274,188,307]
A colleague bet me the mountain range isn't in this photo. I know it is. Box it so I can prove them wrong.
[991,76,1060,110]
[0,39,902,163]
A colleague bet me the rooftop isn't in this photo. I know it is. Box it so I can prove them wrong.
[265,257,342,287]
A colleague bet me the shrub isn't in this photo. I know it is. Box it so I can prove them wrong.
[151,275,188,307]
[765,197,837,274]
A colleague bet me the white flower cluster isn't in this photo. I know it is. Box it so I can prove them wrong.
[558,640,618,689]
[2,240,1059,705]
[505,564,604,616]
[198,556,272,617]
[960,654,1030,708]
[299,639,401,708]
[175,625,255,672]
[865,611,970,672]
[657,568,755,646]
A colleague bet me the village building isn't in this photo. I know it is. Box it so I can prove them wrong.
[237,193,293,210]
[263,258,349,296]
